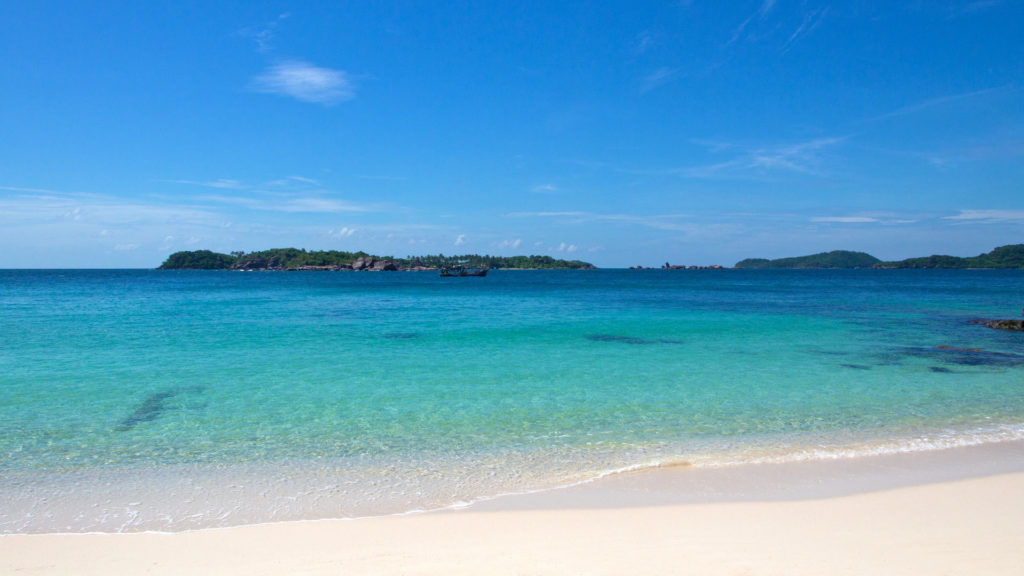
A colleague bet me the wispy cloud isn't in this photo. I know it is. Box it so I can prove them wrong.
[863,87,1010,124]
[496,238,522,249]
[507,211,706,232]
[944,209,1024,223]
[357,174,409,181]
[938,0,1005,18]
[811,216,879,223]
[639,67,680,93]
[782,8,829,54]
[810,214,919,225]
[631,30,658,55]
[165,176,382,213]
[162,178,249,189]
[454,234,466,246]
[0,185,67,194]
[0,191,228,229]
[272,197,373,213]
[531,184,559,193]
[678,136,846,179]
[238,13,290,53]
[251,60,354,105]
[728,0,776,46]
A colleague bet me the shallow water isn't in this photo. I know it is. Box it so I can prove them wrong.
[1,268,1022,532]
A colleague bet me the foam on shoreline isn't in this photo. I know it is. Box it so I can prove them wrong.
[6,429,1024,535]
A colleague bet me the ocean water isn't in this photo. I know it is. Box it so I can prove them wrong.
[1,268,1023,533]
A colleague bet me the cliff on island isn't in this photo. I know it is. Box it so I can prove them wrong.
[158,248,596,271]
[734,244,1024,270]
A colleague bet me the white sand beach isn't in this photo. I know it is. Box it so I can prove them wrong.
[4,443,1024,576]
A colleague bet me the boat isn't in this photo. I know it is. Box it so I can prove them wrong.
[440,265,488,277]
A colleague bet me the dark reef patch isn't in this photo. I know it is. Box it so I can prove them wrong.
[900,346,1024,368]
[585,334,683,345]
[971,319,1024,331]
[383,332,419,340]
[116,391,176,431]
[840,363,872,370]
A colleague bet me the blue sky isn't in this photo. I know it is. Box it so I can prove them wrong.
[2,1,1022,268]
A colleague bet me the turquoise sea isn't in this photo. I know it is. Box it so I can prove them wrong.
[2,269,1023,533]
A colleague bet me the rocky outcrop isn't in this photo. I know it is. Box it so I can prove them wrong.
[234,255,290,270]
[349,257,401,271]
[974,319,1024,331]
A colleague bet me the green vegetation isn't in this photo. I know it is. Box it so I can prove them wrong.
[881,244,1024,269]
[158,250,238,270]
[157,249,596,270]
[733,244,1024,269]
[734,250,881,269]
[412,253,595,270]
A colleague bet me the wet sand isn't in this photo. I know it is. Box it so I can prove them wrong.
[3,442,1024,575]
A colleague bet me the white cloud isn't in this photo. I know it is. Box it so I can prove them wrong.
[164,178,248,189]
[944,210,1024,223]
[497,238,522,249]
[251,60,354,105]
[454,234,466,246]
[329,226,357,238]
[274,197,373,213]
[811,216,879,223]
[531,184,559,193]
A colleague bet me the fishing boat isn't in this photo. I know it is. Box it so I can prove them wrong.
[440,265,488,277]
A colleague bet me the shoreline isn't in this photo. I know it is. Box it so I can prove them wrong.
[6,426,1024,535]
[5,433,1024,535]
[4,441,1024,575]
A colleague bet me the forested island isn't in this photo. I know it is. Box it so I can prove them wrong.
[734,244,1024,269]
[735,251,881,269]
[157,248,596,271]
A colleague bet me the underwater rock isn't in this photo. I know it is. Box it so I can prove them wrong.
[116,391,176,431]
[973,319,1024,331]
[901,346,1024,367]
[585,334,683,345]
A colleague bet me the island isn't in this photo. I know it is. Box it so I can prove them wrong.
[157,249,596,271]
[735,250,880,269]
[734,244,1024,269]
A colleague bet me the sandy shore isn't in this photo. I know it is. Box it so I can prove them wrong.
[4,444,1024,575]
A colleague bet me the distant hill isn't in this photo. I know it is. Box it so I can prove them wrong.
[733,244,1024,269]
[880,244,1024,269]
[734,250,881,269]
[157,248,596,271]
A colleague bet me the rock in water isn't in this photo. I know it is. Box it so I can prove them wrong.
[974,319,1024,331]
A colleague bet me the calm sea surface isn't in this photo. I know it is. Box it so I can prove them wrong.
[2,269,1023,532]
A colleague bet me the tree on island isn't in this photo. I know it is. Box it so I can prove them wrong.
[157,249,596,270]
